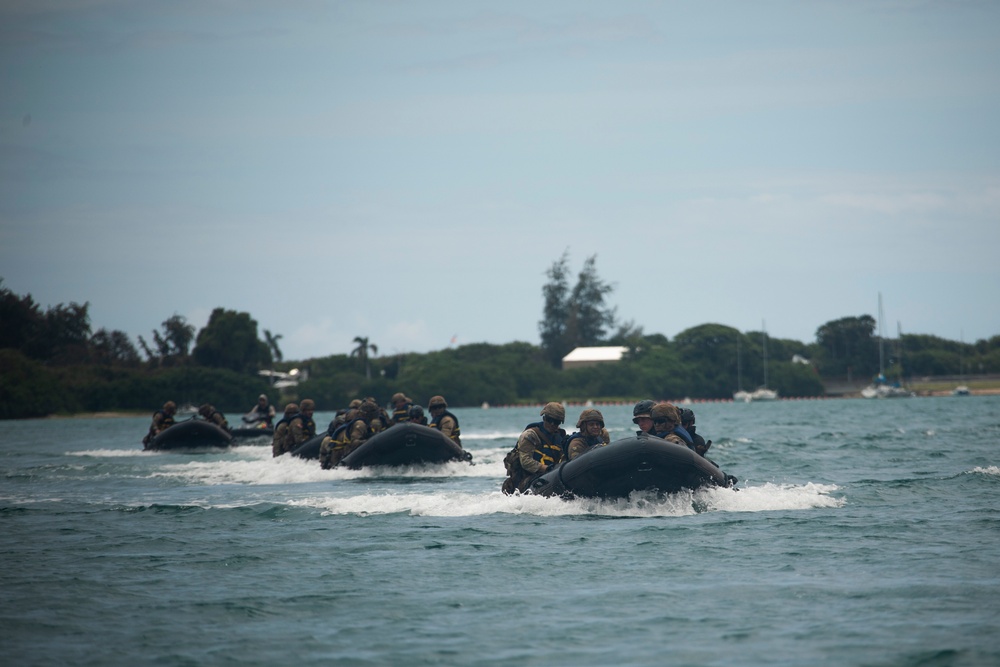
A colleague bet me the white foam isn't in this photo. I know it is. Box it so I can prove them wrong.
[150,451,501,486]
[286,482,844,518]
[68,448,154,457]
[970,465,1000,476]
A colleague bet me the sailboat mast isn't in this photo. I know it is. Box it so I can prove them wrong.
[762,319,769,389]
[877,293,885,378]
[736,333,743,392]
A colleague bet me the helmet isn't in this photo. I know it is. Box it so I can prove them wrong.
[299,399,315,412]
[650,402,680,424]
[679,407,695,427]
[429,395,447,409]
[632,399,655,419]
[391,392,407,403]
[359,401,379,419]
[576,408,605,428]
[348,399,362,409]
[540,402,565,423]
[258,394,268,402]
[163,401,177,413]
[408,405,425,420]
[198,404,213,416]
[284,403,298,416]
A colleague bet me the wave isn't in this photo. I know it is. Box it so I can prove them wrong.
[150,452,506,486]
[287,482,843,518]
[970,466,1000,476]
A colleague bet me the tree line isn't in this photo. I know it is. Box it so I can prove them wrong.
[2,272,999,419]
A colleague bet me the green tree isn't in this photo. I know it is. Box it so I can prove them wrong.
[538,251,618,367]
[90,328,141,366]
[351,336,378,380]
[192,308,270,373]
[814,315,878,379]
[263,329,284,363]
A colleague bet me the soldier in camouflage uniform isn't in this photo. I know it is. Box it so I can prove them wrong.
[502,402,567,494]
[271,403,298,457]
[566,408,609,460]
[198,404,229,430]
[319,400,380,469]
[650,402,689,446]
[289,399,317,449]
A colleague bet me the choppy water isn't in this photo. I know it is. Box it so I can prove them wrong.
[2,398,998,666]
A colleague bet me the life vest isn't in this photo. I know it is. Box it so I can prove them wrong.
[391,405,412,424]
[565,431,605,459]
[673,425,694,446]
[250,403,274,426]
[654,425,695,449]
[429,410,462,443]
[289,413,316,440]
[329,418,372,448]
[522,421,566,466]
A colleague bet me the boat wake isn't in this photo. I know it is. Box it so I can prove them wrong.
[289,481,843,518]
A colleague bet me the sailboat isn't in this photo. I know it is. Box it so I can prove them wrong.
[861,294,913,399]
[750,320,779,401]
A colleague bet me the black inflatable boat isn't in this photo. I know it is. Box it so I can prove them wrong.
[526,434,732,498]
[144,419,233,451]
[290,433,325,459]
[230,424,274,441]
[292,423,473,467]
[340,423,472,469]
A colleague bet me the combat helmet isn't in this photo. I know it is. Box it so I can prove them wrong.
[576,408,605,428]
[359,401,379,419]
[428,395,448,409]
[283,403,299,416]
[540,402,566,423]
[632,399,655,420]
[679,407,696,428]
[650,402,681,424]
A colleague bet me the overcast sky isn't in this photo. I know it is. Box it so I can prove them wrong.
[2,1,998,362]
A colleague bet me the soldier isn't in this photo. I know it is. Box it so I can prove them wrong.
[289,398,317,449]
[390,393,412,424]
[142,401,177,447]
[198,404,229,430]
[632,399,655,436]
[408,404,428,425]
[566,408,609,461]
[245,394,276,427]
[271,403,299,457]
[680,407,711,457]
[502,402,567,494]
[650,402,692,447]
[427,395,461,446]
[320,400,380,469]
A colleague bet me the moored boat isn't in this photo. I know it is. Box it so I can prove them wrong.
[144,419,233,451]
[526,434,733,499]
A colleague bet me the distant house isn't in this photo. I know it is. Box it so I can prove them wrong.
[561,346,629,370]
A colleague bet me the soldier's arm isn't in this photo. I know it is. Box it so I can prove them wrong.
[517,430,544,473]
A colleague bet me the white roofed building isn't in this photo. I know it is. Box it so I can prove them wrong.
[561,346,629,370]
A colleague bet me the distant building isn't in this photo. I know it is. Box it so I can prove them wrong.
[561,346,629,370]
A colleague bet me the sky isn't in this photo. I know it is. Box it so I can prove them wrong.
[2,0,999,362]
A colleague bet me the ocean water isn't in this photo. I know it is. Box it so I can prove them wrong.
[2,398,998,666]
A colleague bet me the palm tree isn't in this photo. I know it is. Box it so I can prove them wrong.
[263,329,283,363]
[351,336,378,380]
